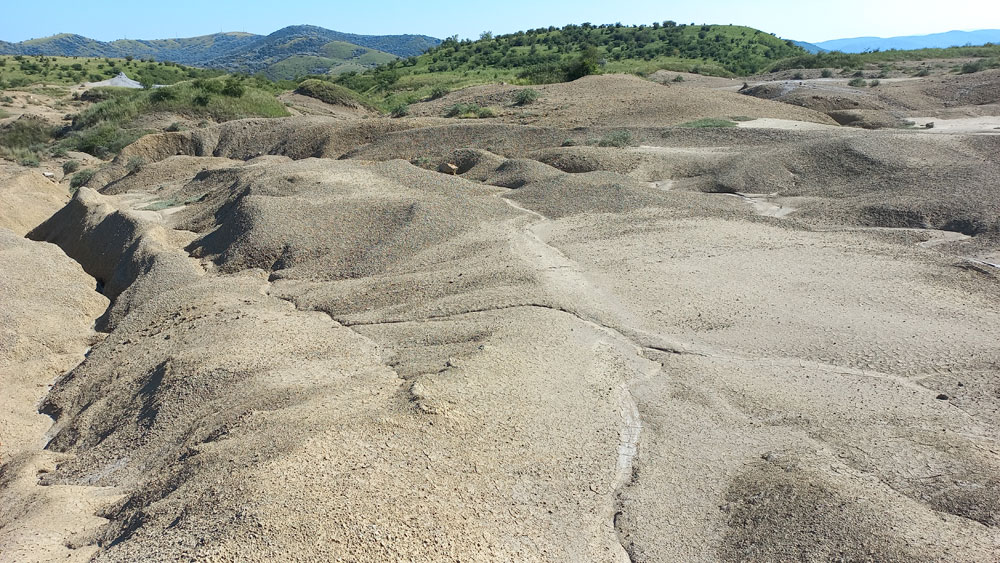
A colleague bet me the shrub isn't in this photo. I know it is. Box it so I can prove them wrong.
[149,87,176,102]
[564,46,600,81]
[792,72,804,80]
[562,138,578,146]
[513,89,540,106]
[19,154,40,167]
[125,156,145,174]
[960,60,985,74]
[390,103,410,118]
[821,69,833,78]
[848,78,867,87]
[62,160,80,174]
[61,123,147,157]
[597,130,635,147]
[70,169,95,191]
[165,122,183,132]
[672,75,685,82]
[428,85,449,100]
[869,79,880,87]
[192,94,211,107]
[915,68,931,77]
[221,77,245,97]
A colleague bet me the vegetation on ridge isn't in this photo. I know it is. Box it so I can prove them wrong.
[0,55,221,88]
[59,76,289,157]
[326,22,806,107]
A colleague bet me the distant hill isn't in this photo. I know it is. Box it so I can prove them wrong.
[816,29,1000,53]
[790,40,826,54]
[0,26,441,79]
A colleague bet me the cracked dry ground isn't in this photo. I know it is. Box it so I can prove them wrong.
[2,114,1000,561]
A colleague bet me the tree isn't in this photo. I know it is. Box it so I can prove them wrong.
[564,45,600,80]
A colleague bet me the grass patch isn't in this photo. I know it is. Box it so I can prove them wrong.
[678,118,737,128]
[597,130,636,147]
[848,78,867,87]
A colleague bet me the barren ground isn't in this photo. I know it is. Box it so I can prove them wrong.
[1,71,998,561]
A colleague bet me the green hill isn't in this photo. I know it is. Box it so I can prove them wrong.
[330,22,807,106]
[0,54,222,88]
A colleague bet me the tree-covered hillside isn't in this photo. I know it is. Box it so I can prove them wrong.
[329,22,806,107]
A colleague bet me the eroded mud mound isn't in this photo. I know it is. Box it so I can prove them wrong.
[3,69,999,561]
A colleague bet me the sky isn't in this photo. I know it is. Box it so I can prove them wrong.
[1,0,997,44]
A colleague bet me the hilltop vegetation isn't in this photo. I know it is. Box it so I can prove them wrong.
[63,75,289,156]
[0,55,222,88]
[329,22,805,105]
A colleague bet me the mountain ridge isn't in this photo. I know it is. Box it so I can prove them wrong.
[0,26,441,78]
[815,29,1000,53]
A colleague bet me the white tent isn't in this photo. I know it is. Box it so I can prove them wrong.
[85,72,144,89]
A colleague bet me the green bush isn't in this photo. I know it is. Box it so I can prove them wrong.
[792,72,804,80]
[70,169,95,192]
[915,68,931,77]
[869,79,880,87]
[61,123,148,158]
[597,130,636,147]
[514,88,540,106]
[221,77,245,97]
[390,103,410,118]
[848,78,867,87]
[821,68,833,78]
[672,75,685,82]
[62,160,80,174]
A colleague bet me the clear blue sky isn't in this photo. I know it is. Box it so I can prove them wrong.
[2,0,997,44]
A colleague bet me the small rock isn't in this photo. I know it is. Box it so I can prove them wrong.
[936,393,949,401]
[437,162,458,175]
